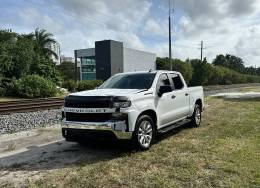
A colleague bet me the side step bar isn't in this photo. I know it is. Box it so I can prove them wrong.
[158,119,191,134]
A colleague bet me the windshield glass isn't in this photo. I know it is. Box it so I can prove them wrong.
[99,73,156,89]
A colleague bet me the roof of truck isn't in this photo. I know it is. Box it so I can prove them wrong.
[116,70,181,75]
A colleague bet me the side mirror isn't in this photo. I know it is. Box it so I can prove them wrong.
[158,85,172,97]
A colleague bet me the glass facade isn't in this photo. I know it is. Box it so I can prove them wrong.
[81,57,96,80]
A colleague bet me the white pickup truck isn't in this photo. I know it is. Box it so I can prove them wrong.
[62,71,204,150]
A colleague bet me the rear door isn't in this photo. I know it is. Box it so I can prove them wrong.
[168,73,190,120]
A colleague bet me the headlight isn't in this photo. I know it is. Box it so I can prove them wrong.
[113,101,131,108]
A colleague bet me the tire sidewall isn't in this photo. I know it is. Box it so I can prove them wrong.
[192,104,201,127]
[133,115,155,150]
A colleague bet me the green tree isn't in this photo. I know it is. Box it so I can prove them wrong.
[33,28,58,59]
[190,58,213,86]
[213,54,245,73]
[57,61,76,81]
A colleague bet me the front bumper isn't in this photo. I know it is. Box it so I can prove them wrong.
[61,120,132,140]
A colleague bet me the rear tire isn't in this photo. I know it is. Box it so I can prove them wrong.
[132,115,155,150]
[190,104,202,127]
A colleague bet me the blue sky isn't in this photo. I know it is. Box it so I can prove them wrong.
[1,0,260,67]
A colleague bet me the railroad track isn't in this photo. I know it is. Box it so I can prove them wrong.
[0,98,64,114]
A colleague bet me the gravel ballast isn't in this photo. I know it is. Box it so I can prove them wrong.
[0,109,61,135]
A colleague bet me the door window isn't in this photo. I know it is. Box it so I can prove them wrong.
[157,73,171,89]
[169,74,184,90]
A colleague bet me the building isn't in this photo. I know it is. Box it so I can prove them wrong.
[74,40,156,80]
[46,42,61,65]
[60,55,74,63]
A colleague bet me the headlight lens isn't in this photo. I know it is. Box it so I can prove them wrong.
[113,101,131,108]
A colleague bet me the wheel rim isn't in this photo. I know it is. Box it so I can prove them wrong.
[195,108,201,125]
[138,120,153,148]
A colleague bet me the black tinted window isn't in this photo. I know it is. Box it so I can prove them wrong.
[99,73,156,89]
[170,74,184,90]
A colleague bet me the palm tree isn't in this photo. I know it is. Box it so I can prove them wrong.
[33,28,58,60]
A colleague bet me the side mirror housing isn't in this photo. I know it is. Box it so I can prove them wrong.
[158,85,172,97]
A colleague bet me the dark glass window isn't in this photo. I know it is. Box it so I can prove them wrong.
[81,57,96,80]
[169,74,184,90]
[99,73,156,89]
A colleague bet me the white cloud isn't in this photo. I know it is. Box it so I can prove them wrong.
[1,0,260,67]
[144,19,167,36]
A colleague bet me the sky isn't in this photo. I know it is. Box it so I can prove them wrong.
[0,0,260,67]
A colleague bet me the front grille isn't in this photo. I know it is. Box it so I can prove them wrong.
[65,95,112,108]
[66,112,112,122]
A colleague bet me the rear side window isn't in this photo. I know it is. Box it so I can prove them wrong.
[169,74,184,90]
[157,73,171,88]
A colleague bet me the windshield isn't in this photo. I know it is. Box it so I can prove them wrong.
[99,73,156,89]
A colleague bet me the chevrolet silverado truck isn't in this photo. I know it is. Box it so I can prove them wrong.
[62,71,204,150]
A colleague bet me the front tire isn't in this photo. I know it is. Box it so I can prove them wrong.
[133,115,155,150]
[190,104,202,127]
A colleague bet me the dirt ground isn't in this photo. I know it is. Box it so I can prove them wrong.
[0,126,131,187]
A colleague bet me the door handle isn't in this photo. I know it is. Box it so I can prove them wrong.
[171,95,176,99]
[185,93,189,96]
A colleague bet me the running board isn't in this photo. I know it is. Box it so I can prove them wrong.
[158,119,191,134]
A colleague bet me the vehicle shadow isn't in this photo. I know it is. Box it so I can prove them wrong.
[0,138,132,172]
[0,123,193,173]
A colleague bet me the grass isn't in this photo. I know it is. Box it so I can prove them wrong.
[29,97,260,188]
[238,86,260,92]
[3,142,16,152]
[0,97,24,102]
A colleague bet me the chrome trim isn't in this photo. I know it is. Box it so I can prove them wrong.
[61,120,132,139]
[63,107,116,113]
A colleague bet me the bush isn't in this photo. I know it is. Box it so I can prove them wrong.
[62,80,77,92]
[15,75,58,98]
[0,87,4,97]
[0,77,18,96]
[61,80,103,92]
[77,80,103,91]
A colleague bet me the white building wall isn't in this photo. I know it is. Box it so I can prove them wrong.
[123,48,156,72]
[46,42,61,65]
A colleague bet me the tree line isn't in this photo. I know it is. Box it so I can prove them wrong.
[157,57,260,86]
[0,28,259,98]
[0,29,60,97]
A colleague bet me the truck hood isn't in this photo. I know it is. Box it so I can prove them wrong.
[70,89,144,97]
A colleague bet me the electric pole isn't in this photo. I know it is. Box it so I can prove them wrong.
[169,0,173,70]
[200,41,203,62]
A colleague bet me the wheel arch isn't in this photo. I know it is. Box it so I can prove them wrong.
[195,98,202,110]
[136,109,157,129]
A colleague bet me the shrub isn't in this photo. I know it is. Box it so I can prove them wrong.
[0,87,4,97]
[0,77,18,96]
[61,80,103,92]
[76,80,103,91]
[62,80,77,92]
[15,75,58,98]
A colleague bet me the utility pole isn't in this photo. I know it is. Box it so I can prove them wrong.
[168,0,173,70]
[200,41,203,62]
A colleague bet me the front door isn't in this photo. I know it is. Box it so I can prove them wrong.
[155,73,175,128]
